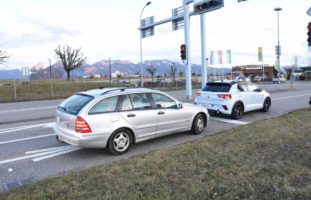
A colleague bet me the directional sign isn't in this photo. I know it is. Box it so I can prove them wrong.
[141,16,155,38]
[172,6,184,31]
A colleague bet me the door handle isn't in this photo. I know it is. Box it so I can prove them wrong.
[127,114,136,117]
[158,111,165,115]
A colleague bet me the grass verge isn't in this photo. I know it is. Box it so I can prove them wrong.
[1,109,311,200]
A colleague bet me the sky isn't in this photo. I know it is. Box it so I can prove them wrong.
[0,0,310,69]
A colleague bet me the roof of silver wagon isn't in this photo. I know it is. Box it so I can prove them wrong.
[78,87,155,98]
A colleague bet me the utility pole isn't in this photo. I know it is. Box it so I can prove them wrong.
[109,58,112,83]
[49,59,52,79]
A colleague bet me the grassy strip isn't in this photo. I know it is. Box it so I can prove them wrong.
[0,79,198,103]
[1,109,311,200]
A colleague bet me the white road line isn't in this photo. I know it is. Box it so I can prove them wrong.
[272,94,311,101]
[0,148,72,165]
[210,117,249,125]
[0,123,54,135]
[0,134,56,145]
[25,146,70,155]
[0,106,57,114]
[32,147,82,162]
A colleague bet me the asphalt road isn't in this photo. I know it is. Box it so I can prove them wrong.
[0,82,310,191]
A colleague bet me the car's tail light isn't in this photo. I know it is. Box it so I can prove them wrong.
[75,116,92,134]
[196,92,202,96]
[217,94,232,100]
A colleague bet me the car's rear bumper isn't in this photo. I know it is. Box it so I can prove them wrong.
[195,101,233,115]
[54,125,109,148]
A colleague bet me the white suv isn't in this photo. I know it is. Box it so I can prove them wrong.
[195,81,271,119]
[54,88,209,155]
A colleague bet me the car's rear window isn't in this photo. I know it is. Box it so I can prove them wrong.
[58,94,94,115]
[202,83,232,92]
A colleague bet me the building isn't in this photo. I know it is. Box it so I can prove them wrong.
[232,65,276,81]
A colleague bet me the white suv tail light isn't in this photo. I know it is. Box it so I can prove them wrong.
[217,94,232,100]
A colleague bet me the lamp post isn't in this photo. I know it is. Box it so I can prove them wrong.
[48,59,52,79]
[140,1,151,87]
[274,7,282,77]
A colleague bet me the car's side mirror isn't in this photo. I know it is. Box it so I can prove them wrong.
[254,88,262,92]
[177,103,183,109]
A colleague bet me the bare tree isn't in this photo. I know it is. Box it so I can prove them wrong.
[55,45,87,80]
[146,65,157,83]
[0,50,9,65]
[170,64,177,84]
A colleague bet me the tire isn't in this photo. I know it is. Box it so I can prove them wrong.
[262,97,271,112]
[191,114,205,134]
[231,102,244,120]
[108,129,132,155]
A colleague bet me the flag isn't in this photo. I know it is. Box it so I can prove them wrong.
[210,51,214,65]
[227,49,232,64]
[218,50,223,64]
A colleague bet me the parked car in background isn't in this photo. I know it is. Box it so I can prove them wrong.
[272,77,287,83]
[195,81,271,119]
[54,88,209,155]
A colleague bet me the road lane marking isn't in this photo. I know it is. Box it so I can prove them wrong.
[0,106,57,114]
[0,123,55,135]
[25,146,71,154]
[32,147,82,162]
[210,117,249,125]
[272,94,311,101]
[0,134,56,145]
[0,148,71,165]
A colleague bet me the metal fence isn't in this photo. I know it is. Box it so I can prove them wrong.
[0,77,202,103]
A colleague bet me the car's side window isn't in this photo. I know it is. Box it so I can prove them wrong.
[239,84,249,92]
[89,96,118,114]
[237,85,244,92]
[121,95,133,111]
[129,93,151,110]
[151,93,177,109]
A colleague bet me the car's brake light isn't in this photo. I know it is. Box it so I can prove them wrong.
[75,116,92,134]
[196,92,202,96]
[217,94,232,100]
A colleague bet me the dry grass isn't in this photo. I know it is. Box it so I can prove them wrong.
[1,109,310,200]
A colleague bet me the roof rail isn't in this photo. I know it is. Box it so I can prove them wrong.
[100,87,127,95]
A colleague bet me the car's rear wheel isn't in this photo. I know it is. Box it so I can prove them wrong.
[191,114,205,134]
[262,97,271,112]
[231,102,244,119]
[108,129,132,155]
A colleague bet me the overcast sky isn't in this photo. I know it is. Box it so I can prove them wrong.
[0,0,310,69]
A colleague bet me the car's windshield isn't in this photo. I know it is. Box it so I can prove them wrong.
[58,94,94,115]
[202,83,232,92]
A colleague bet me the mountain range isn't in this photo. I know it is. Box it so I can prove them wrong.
[0,60,232,80]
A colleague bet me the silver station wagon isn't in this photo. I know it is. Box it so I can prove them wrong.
[54,88,209,155]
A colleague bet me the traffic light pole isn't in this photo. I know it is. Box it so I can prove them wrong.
[200,14,207,88]
[183,1,192,100]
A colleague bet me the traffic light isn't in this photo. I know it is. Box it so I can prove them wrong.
[308,22,311,47]
[180,44,186,60]
[193,0,224,15]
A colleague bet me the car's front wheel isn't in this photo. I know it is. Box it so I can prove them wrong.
[108,129,132,155]
[191,114,205,134]
[231,102,244,119]
[262,97,271,112]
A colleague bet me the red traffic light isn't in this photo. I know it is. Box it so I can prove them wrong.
[196,5,204,11]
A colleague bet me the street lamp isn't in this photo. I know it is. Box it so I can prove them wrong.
[140,1,152,87]
[274,7,282,77]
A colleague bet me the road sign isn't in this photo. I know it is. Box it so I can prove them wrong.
[258,47,263,62]
[172,7,184,31]
[141,16,155,38]
[307,6,311,16]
